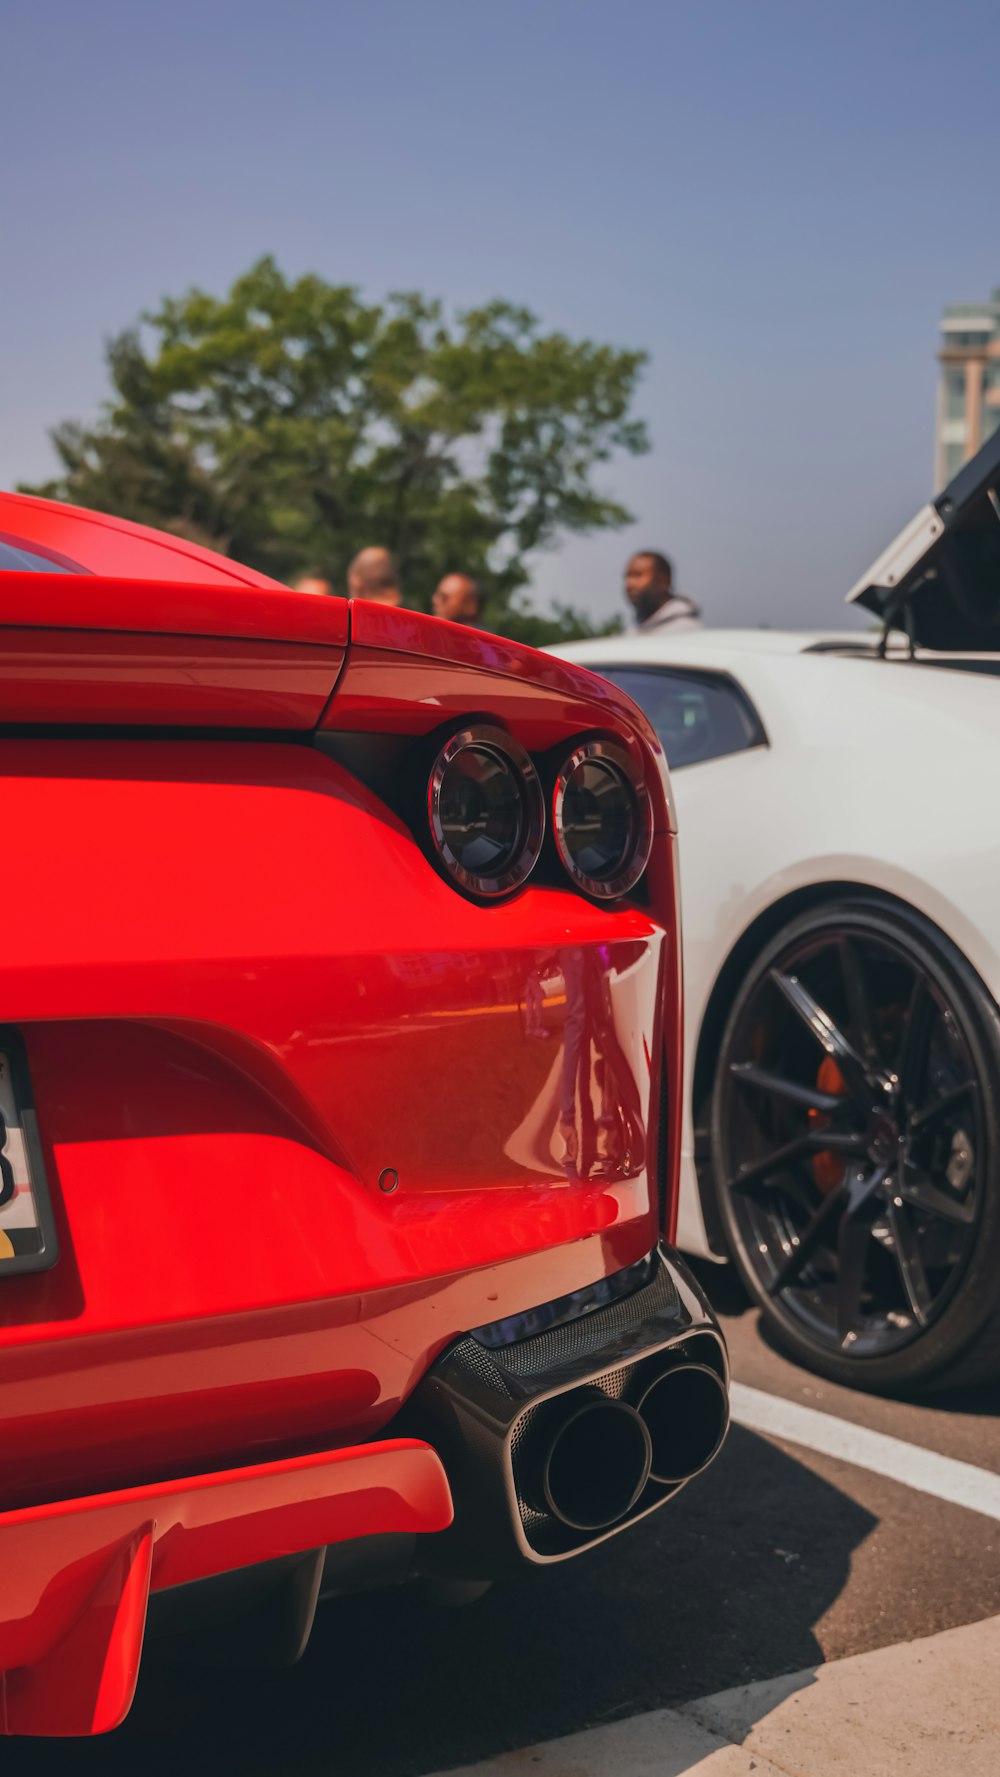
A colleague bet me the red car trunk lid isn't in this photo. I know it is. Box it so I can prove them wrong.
[0,570,349,728]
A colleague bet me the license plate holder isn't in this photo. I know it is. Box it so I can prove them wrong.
[0,1030,58,1276]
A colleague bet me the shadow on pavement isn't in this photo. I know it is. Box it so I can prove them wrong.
[911,1381,1000,1418]
[5,1426,876,1777]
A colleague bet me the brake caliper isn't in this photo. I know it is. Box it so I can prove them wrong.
[809,1057,847,1194]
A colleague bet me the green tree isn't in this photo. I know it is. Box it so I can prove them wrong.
[23,257,646,640]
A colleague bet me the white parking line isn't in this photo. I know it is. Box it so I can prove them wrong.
[729,1381,1000,1521]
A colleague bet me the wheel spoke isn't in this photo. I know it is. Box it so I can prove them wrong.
[822,1131,872,1155]
[766,1185,846,1294]
[784,1158,826,1218]
[730,1129,866,1196]
[769,969,873,1102]
[839,935,880,1070]
[897,974,934,1115]
[895,1169,976,1227]
[729,1133,813,1193]
[909,1079,977,1133]
[885,1199,933,1325]
[729,1062,844,1115]
[836,1208,873,1343]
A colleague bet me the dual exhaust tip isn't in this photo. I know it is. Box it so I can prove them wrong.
[531,1363,728,1533]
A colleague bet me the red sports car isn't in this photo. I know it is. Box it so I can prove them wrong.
[0,494,727,1738]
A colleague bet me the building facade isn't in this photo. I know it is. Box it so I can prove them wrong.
[935,290,1000,488]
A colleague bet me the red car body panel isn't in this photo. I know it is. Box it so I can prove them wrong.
[0,490,291,588]
[0,492,698,1735]
[0,554,348,728]
[0,1438,452,1736]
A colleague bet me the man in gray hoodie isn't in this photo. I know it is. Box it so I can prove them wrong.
[624,551,701,632]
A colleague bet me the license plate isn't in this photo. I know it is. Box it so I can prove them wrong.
[0,1035,57,1275]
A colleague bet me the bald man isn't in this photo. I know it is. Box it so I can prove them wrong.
[432,573,482,626]
[347,547,403,607]
[293,574,334,598]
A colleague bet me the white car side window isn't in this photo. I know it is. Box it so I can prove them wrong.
[588,667,766,770]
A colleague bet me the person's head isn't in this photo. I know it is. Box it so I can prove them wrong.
[432,572,482,625]
[293,574,334,598]
[347,546,402,606]
[625,550,673,623]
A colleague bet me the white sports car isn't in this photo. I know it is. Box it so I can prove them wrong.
[558,430,1000,1392]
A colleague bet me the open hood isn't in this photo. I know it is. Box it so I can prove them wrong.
[846,427,1000,650]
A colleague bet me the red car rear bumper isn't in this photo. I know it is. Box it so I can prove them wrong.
[0,1436,452,1738]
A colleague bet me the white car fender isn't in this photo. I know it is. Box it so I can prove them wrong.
[673,745,1000,1259]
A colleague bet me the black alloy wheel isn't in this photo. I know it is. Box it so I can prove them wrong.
[711,899,1000,1392]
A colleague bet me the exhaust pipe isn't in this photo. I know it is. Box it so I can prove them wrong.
[636,1362,729,1484]
[529,1392,653,1532]
[408,1247,729,1570]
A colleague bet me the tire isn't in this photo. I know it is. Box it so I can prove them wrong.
[709,897,1000,1393]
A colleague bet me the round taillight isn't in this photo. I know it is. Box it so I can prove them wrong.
[553,740,652,898]
[427,726,544,898]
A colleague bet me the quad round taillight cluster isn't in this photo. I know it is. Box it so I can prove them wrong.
[426,725,652,902]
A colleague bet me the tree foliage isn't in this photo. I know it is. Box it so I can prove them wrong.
[24,257,647,638]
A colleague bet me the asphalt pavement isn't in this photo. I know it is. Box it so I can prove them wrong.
[9,1261,1000,1776]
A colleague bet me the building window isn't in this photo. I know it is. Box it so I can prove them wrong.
[944,367,966,422]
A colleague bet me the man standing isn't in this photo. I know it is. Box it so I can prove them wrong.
[431,573,482,626]
[624,551,701,632]
[347,547,404,606]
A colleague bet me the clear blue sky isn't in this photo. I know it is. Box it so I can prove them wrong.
[5,0,998,627]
